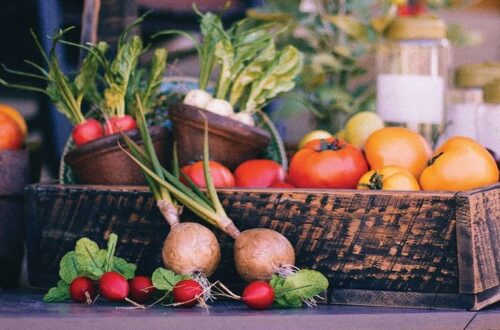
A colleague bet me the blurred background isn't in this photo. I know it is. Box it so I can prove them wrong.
[0,0,499,180]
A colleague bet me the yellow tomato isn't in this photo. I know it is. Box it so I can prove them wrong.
[364,127,432,179]
[420,136,499,191]
[298,130,333,149]
[357,166,420,191]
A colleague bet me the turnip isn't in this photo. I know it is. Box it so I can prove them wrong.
[204,98,234,117]
[173,279,204,307]
[231,112,255,127]
[121,97,221,280]
[70,276,97,304]
[184,89,213,109]
[124,111,297,283]
[129,276,155,303]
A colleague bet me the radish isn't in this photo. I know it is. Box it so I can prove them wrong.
[104,115,137,135]
[173,279,203,307]
[72,119,104,146]
[129,276,155,303]
[69,276,97,304]
[184,89,213,109]
[242,281,275,310]
[99,271,129,302]
[204,99,234,117]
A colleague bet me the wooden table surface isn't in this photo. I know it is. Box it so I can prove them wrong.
[0,290,499,330]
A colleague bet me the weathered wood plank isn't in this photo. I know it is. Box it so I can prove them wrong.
[456,185,500,294]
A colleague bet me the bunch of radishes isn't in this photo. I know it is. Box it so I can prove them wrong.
[1,15,166,147]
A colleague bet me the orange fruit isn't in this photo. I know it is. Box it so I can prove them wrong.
[364,127,432,179]
[0,104,28,137]
[0,112,24,150]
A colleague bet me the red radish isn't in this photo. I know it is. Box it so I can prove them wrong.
[270,182,295,188]
[69,276,97,303]
[99,271,129,302]
[173,279,203,307]
[104,115,137,135]
[72,119,104,145]
[129,276,155,303]
[242,281,275,310]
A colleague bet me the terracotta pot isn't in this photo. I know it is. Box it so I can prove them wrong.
[169,103,271,171]
[0,149,30,288]
[65,126,169,185]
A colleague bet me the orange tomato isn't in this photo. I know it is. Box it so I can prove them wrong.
[364,127,432,179]
[357,166,420,191]
[0,112,24,150]
[420,136,499,191]
[0,104,27,137]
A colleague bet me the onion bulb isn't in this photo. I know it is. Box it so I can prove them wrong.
[184,89,213,109]
[204,99,234,117]
[231,112,255,126]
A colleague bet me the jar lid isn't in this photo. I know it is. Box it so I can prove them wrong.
[456,62,500,88]
[385,16,447,40]
[484,79,500,104]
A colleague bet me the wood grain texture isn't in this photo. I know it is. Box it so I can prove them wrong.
[24,183,500,310]
[456,185,500,295]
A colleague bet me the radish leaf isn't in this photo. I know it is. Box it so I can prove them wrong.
[43,280,70,303]
[59,251,79,284]
[151,267,191,291]
[112,256,136,280]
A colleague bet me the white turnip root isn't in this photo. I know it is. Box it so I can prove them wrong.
[233,228,295,282]
[204,99,234,117]
[184,89,213,109]
[162,222,221,276]
[231,112,255,126]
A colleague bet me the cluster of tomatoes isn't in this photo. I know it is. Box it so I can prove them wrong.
[0,104,27,151]
[183,126,499,192]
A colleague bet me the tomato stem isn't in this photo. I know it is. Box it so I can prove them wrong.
[427,152,444,166]
[318,138,344,151]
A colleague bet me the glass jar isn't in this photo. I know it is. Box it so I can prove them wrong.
[478,80,500,155]
[376,16,450,144]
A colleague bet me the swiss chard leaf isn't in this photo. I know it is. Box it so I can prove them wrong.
[44,280,70,303]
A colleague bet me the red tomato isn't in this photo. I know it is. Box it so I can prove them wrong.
[234,159,286,188]
[72,119,104,145]
[181,161,235,188]
[270,182,295,188]
[288,138,368,189]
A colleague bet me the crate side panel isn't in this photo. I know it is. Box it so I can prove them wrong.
[216,191,459,294]
[456,186,500,294]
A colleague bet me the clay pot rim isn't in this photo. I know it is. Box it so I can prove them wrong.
[169,103,271,145]
[64,125,166,166]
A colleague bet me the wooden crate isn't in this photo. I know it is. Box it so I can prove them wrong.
[25,183,500,310]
